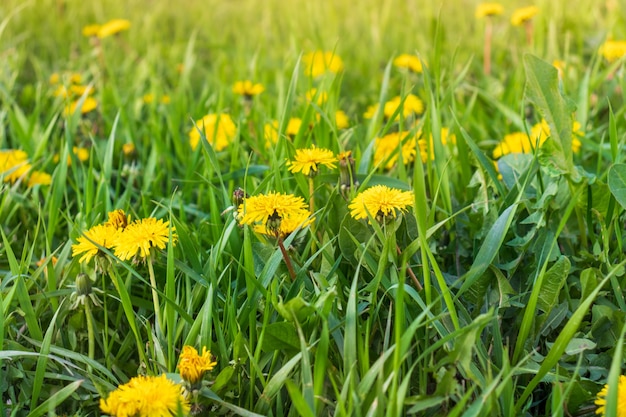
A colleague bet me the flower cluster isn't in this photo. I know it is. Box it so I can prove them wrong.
[364,94,424,121]
[100,374,188,417]
[50,71,98,117]
[0,149,51,187]
[72,209,176,265]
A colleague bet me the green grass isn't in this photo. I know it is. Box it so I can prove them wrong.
[1,0,626,415]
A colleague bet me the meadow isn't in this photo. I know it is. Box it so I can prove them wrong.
[1,0,626,415]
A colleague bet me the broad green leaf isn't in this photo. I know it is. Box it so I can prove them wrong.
[608,163,626,210]
[563,338,596,355]
[537,256,570,314]
[261,322,300,353]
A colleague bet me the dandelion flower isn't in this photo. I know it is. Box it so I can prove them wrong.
[302,51,344,78]
[349,185,414,222]
[595,375,626,417]
[63,97,98,116]
[72,224,119,264]
[28,171,52,187]
[287,146,337,176]
[511,6,539,26]
[475,3,504,18]
[264,120,279,147]
[49,73,60,85]
[113,217,176,261]
[122,143,136,156]
[393,54,423,73]
[232,80,265,98]
[364,95,424,121]
[189,113,237,151]
[105,209,131,230]
[100,374,189,417]
[305,88,328,105]
[82,24,101,37]
[178,346,217,385]
[97,19,131,39]
[373,132,417,169]
[492,132,533,158]
[142,93,155,104]
[418,128,457,163]
[238,192,313,237]
[599,40,626,63]
[286,117,303,137]
[0,149,32,183]
[335,110,349,129]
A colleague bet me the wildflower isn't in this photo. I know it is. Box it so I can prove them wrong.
[393,54,423,73]
[28,171,52,187]
[511,6,539,26]
[160,95,171,104]
[364,94,424,121]
[373,132,417,169]
[418,128,457,162]
[302,51,344,78]
[286,117,303,137]
[113,217,176,261]
[63,97,98,116]
[0,149,31,183]
[72,224,119,264]
[335,110,349,129]
[595,375,626,417]
[349,185,414,223]
[475,3,504,18]
[599,39,626,63]
[82,24,101,37]
[553,60,566,78]
[492,132,533,158]
[287,146,337,177]
[100,374,189,417]
[264,120,279,147]
[232,80,265,98]
[237,192,313,237]
[189,113,237,151]
[122,143,136,156]
[305,88,328,105]
[105,209,131,230]
[97,19,131,39]
[142,93,155,104]
[178,346,217,385]
[49,73,60,84]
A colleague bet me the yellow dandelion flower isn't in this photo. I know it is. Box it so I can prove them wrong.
[28,171,52,187]
[178,346,217,385]
[82,24,101,37]
[142,93,155,104]
[49,73,60,85]
[599,39,626,63]
[595,375,626,417]
[63,97,98,116]
[511,6,539,26]
[335,110,349,129]
[105,209,131,231]
[374,132,417,169]
[264,120,279,147]
[160,95,171,104]
[189,113,237,152]
[305,88,328,105]
[475,3,504,18]
[100,374,189,417]
[69,73,82,84]
[0,149,32,183]
[74,147,90,162]
[72,224,119,264]
[302,51,344,78]
[237,192,314,237]
[286,117,303,137]
[113,217,177,261]
[287,146,337,176]
[349,185,414,222]
[97,19,131,39]
[70,85,93,97]
[418,128,457,162]
[492,132,533,158]
[393,54,423,73]
[122,143,136,156]
[232,80,265,97]
[365,95,424,121]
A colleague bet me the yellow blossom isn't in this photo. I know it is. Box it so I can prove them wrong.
[122,143,136,156]
[595,375,626,417]
[286,117,303,137]
[28,171,52,187]
[72,224,119,264]
[97,19,131,39]
[364,94,424,121]
[0,149,32,183]
[113,217,177,261]
[82,24,101,37]
[232,80,265,97]
[418,128,457,162]
[49,73,60,85]
[63,97,98,116]
[511,6,539,26]
[599,39,626,63]
[178,346,217,385]
[100,374,189,417]
[305,88,328,105]
[373,132,417,169]
[349,185,414,222]
[475,3,504,18]
[287,146,337,176]
[105,209,131,231]
[142,93,155,104]
[393,54,423,73]
[302,51,344,78]
[335,110,349,129]
[237,192,314,237]
[189,113,237,151]
[264,120,279,147]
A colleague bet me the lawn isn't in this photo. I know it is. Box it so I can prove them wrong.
[1,0,626,416]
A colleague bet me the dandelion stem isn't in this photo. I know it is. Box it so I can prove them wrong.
[483,18,493,75]
[524,20,534,46]
[84,300,95,369]
[278,237,297,281]
[397,244,422,291]
[147,255,163,335]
